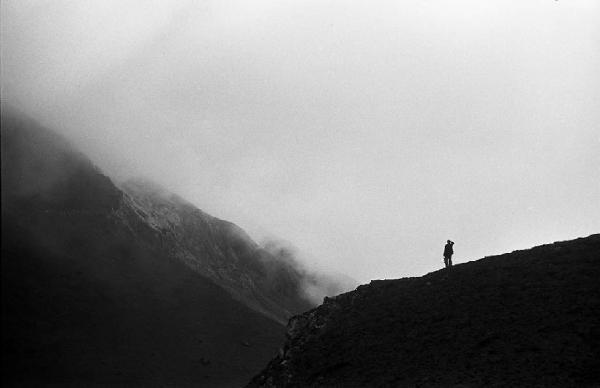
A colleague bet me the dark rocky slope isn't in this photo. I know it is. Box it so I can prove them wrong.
[248,234,600,387]
[0,111,351,386]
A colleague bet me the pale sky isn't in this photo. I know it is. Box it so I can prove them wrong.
[2,0,599,283]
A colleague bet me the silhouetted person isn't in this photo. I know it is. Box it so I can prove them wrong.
[444,240,454,268]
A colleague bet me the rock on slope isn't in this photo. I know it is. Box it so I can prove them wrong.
[0,110,348,386]
[247,234,600,387]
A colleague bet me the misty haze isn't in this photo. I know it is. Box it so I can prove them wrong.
[2,1,599,387]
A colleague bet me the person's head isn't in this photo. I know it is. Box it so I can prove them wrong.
[447,240,453,245]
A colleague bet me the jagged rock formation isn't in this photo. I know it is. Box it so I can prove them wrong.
[0,110,352,386]
[247,235,600,387]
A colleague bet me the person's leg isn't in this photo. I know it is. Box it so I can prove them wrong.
[449,256,453,267]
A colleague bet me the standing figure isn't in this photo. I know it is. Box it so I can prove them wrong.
[444,240,454,268]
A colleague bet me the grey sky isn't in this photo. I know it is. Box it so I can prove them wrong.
[2,0,599,283]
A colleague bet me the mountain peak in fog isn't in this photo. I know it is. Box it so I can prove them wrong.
[1,111,355,385]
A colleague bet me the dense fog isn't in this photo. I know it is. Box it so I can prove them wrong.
[2,0,599,282]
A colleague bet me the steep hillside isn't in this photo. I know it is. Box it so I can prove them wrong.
[119,179,316,324]
[0,111,345,386]
[248,235,600,387]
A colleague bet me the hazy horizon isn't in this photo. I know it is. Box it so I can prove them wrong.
[2,0,599,283]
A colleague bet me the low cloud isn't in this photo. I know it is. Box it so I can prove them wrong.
[2,0,599,283]
[261,238,358,305]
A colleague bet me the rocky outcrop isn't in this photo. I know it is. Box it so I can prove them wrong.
[248,235,600,387]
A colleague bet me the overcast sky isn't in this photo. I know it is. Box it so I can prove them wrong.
[2,0,599,283]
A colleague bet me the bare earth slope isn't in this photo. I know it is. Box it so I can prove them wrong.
[248,234,600,387]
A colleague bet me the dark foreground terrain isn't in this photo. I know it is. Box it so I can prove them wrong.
[248,234,600,387]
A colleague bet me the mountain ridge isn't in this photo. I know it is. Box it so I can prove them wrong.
[0,110,353,386]
[118,176,357,324]
[247,234,600,387]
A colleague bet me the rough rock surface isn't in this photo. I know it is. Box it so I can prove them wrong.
[247,234,600,387]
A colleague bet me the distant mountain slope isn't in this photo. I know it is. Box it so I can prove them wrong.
[248,235,600,387]
[119,179,315,324]
[0,110,351,386]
